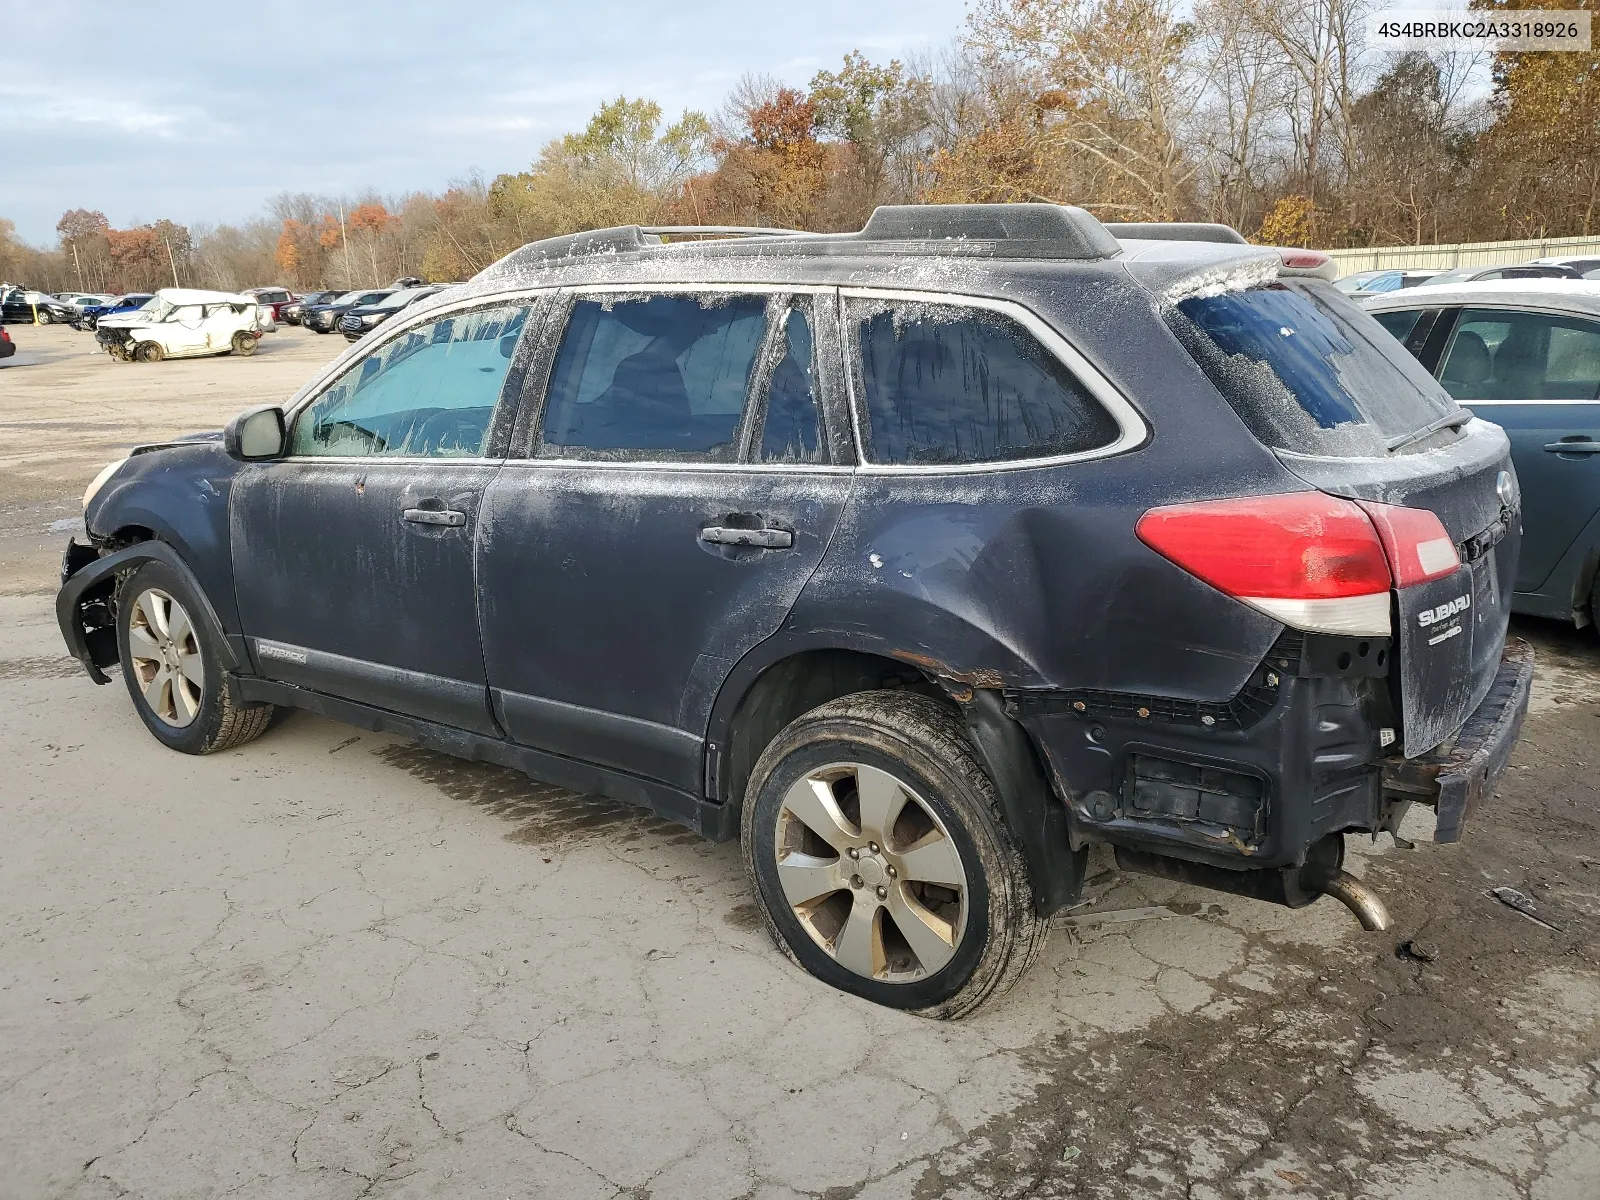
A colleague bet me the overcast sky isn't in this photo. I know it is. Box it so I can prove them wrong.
[0,1,966,246]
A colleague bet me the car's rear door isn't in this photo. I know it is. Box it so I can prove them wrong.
[475,286,854,794]
[1431,305,1600,593]
[231,300,536,734]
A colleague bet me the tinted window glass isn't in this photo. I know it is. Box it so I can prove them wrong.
[1372,309,1422,344]
[540,294,767,460]
[757,302,824,464]
[851,300,1118,465]
[1441,308,1600,401]
[1169,281,1460,456]
[291,305,526,458]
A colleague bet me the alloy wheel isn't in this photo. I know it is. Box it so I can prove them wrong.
[773,762,969,982]
[127,588,204,727]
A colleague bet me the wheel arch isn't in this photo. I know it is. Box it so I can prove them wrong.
[707,636,1087,916]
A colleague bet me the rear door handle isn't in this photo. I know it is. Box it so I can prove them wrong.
[700,525,793,549]
[403,507,466,527]
[1543,439,1600,454]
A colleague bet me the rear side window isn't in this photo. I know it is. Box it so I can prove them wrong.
[1372,309,1422,344]
[756,301,824,464]
[847,299,1119,466]
[540,293,767,460]
[1168,281,1460,456]
[1441,308,1600,401]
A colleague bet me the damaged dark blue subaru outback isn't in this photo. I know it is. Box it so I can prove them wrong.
[59,204,1533,1017]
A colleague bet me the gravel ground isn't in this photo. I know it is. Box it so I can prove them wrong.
[1,322,1597,1199]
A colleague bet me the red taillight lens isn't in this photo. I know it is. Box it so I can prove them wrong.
[1136,492,1391,599]
[1356,500,1460,587]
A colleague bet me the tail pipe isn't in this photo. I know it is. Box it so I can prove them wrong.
[1114,835,1390,931]
[1307,868,1391,931]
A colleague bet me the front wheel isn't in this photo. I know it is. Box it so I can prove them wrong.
[116,560,276,754]
[741,691,1045,1018]
[36,310,53,325]
[231,331,258,356]
[134,341,164,363]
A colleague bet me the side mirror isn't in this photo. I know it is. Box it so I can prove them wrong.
[224,405,287,461]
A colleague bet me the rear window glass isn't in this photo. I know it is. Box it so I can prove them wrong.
[849,299,1119,465]
[1167,281,1461,456]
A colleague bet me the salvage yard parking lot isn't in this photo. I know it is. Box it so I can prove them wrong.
[3,324,1600,1198]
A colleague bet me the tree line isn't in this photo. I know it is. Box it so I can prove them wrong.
[3,0,1595,295]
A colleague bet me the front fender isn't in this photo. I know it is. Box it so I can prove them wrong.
[56,540,240,685]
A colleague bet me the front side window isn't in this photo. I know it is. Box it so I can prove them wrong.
[848,298,1119,466]
[539,293,768,460]
[1372,309,1423,345]
[1440,308,1600,401]
[290,305,527,458]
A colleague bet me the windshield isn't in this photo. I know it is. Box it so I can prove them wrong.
[331,291,368,305]
[143,299,175,322]
[1168,280,1464,456]
[1426,267,1480,286]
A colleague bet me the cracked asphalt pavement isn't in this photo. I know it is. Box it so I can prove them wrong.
[3,326,1599,1198]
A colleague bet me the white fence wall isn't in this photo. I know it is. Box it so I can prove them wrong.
[1323,235,1600,276]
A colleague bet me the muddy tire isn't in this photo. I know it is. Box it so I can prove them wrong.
[231,331,258,356]
[741,691,1045,1018]
[134,341,164,363]
[115,560,276,755]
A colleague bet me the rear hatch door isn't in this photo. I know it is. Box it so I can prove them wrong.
[1165,279,1517,755]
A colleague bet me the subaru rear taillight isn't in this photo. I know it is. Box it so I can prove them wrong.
[1355,501,1460,587]
[1136,492,1391,634]
[1136,492,1458,636]
[1278,250,1331,271]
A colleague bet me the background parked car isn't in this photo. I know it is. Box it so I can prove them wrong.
[302,289,393,333]
[75,294,156,330]
[241,287,298,323]
[1365,280,1600,629]
[1416,264,1585,289]
[279,290,341,325]
[94,288,265,362]
[0,288,77,324]
[338,284,450,340]
[1333,269,1443,295]
[1527,255,1600,277]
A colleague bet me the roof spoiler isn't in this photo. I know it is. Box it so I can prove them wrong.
[1105,222,1249,246]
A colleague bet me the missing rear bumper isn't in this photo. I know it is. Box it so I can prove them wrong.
[1381,637,1533,843]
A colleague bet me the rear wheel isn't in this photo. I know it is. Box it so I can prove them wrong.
[116,560,275,755]
[741,691,1045,1018]
[134,341,163,363]
[231,331,258,356]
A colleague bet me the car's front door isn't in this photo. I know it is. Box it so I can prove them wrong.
[1433,305,1600,592]
[230,301,534,734]
[476,287,855,793]
[163,305,209,355]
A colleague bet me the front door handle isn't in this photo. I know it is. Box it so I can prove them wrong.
[403,507,466,527]
[700,525,793,549]
[1543,439,1600,454]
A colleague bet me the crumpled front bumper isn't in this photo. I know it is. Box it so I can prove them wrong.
[1382,637,1534,843]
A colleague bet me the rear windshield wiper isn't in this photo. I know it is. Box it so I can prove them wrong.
[1386,408,1472,453]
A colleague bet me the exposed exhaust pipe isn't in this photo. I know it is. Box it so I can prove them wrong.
[1308,868,1391,931]
[1114,835,1391,931]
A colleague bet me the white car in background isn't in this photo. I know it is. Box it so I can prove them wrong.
[94,288,264,362]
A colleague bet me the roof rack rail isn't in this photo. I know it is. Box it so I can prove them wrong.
[859,203,1120,260]
[1104,222,1248,246]
[641,225,812,239]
